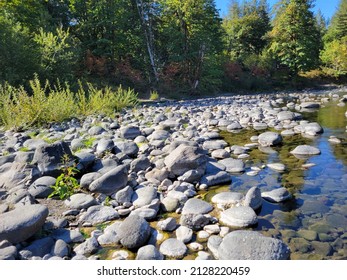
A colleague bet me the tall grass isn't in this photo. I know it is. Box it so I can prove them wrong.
[0,76,138,130]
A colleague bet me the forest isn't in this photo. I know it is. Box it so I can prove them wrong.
[0,0,347,98]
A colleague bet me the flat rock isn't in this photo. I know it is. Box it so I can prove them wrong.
[202,140,228,150]
[219,158,245,173]
[0,205,48,243]
[267,163,286,172]
[218,230,290,260]
[159,238,187,259]
[64,193,97,210]
[200,171,232,187]
[220,206,258,227]
[89,165,128,195]
[211,192,243,209]
[181,198,213,215]
[290,145,321,156]
[118,214,151,249]
[261,188,292,203]
[78,205,119,225]
[28,176,55,198]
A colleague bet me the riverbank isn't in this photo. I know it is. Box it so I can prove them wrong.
[0,89,346,260]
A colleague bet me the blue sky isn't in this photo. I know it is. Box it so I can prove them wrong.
[215,0,340,20]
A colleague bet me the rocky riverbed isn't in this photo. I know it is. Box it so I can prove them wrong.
[0,88,347,260]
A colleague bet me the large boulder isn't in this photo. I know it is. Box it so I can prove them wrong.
[117,215,151,249]
[28,176,56,198]
[164,144,207,176]
[32,141,73,176]
[290,145,321,157]
[219,158,245,173]
[218,230,290,260]
[0,162,31,190]
[0,205,48,243]
[89,165,128,195]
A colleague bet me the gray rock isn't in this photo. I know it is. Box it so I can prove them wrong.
[64,193,97,210]
[219,158,245,173]
[88,126,105,135]
[0,162,30,189]
[164,144,207,176]
[145,168,169,184]
[0,154,16,166]
[97,222,121,245]
[130,208,158,220]
[114,186,133,204]
[180,213,210,230]
[0,240,17,260]
[176,226,193,243]
[161,196,179,212]
[178,170,203,183]
[73,237,99,256]
[182,198,213,215]
[220,206,258,227]
[300,102,320,109]
[211,149,230,159]
[290,145,321,156]
[89,165,128,195]
[243,186,262,210]
[51,229,85,243]
[114,141,139,157]
[218,231,290,260]
[148,130,170,141]
[267,163,286,172]
[211,192,243,209]
[120,126,141,140]
[130,156,151,173]
[200,171,232,187]
[159,238,187,259]
[277,111,295,121]
[0,204,48,243]
[28,176,56,198]
[136,245,164,260]
[261,188,292,203]
[75,152,96,170]
[157,217,177,231]
[14,151,34,163]
[118,214,151,249]
[207,235,223,259]
[196,251,213,260]
[132,186,157,208]
[78,205,119,225]
[258,132,282,147]
[80,172,102,189]
[23,237,55,258]
[51,239,69,258]
[202,140,228,150]
[23,138,46,150]
[32,141,73,176]
[96,139,114,155]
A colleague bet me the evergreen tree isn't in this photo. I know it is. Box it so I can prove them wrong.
[269,0,321,75]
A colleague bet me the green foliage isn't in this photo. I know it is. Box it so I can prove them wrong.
[320,36,347,77]
[34,27,78,82]
[0,76,139,130]
[269,0,321,76]
[149,90,160,101]
[49,154,80,200]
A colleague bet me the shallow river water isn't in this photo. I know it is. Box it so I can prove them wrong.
[207,97,347,260]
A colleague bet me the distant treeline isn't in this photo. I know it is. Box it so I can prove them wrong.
[1,0,346,96]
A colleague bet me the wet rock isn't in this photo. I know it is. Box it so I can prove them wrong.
[289,238,311,253]
[73,237,99,256]
[261,188,292,203]
[300,102,320,109]
[176,226,193,243]
[258,132,282,147]
[220,206,258,227]
[267,163,285,172]
[218,230,290,260]
[164,145,207,176]
[298,229,318,241]
[200,171,232,187]
[159,238,187,259]
[311,241,333,257]
[136,245,164,260]
[0,204,48,243]
[78,205,119,225]
[118,214,151,249]
[89,165,128,195]
[290,145,321,156]
[219,158,245,173]
[211,192,243,209]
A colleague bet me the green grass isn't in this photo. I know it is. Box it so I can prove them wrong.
[149,90,159,101]
[0,76,139,130]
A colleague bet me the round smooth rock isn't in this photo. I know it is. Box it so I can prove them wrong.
[181,198,213,215]
[64,193,97,210]
[136,245,164,260]
[290,145,321,156]
[220,206,258,227]
[261,188,292,203]
[159,238,187,259]
[218,231,290,260]
[243,186,262,210]
[211,192,243,209]
[258,132,282,147]
[176,226,193,243]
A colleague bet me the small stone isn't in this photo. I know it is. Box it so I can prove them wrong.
[136,245,164,260]
[176,226,193,243]
[261,188,292,203]
[220,206,258,227]
[157,217,177,232]
[159,238,187,259]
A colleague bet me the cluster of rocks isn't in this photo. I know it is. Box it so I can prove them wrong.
[0,89,345,260]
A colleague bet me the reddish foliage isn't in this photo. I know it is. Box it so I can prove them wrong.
[84,50,108,76]
[223,62,243,80]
